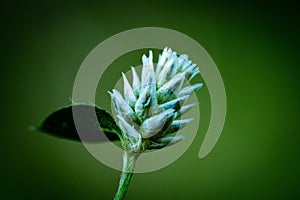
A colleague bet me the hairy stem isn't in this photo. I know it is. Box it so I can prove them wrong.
[114,151,139,200]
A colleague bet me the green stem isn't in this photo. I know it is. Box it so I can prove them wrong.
[114,151,139,200]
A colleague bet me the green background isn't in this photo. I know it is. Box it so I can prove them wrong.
[1,0,299,199]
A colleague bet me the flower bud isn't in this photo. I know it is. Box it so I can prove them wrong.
[156,47,168,75]
[188,68,200,82]
[117,115,140,139]
[157,56,176,87]
[158,135,184,146]
[109,47,202,153]
[135,85,151,120]
[157,73,184,103]
[179,83,203,97]
[166,118,194,134]
[178,103,198,117]
[117,115,141,150]
[159,95,189,111]
[109,89,138,124]
[147,135,184,149]
[131,66,140,96]
[176,54,188,71]
[140,109,175,138]
[141,51,156,90]
[122,73,137,108]
[181,60,192,71]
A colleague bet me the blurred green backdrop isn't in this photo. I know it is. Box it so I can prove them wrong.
[1,0,299,199]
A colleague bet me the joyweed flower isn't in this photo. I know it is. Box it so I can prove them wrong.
[38,47,203,200]
[109,47,202,200]
[109,47,202,155]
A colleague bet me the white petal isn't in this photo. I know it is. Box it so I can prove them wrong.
[159,95,189,111]
[180,103,198,116]
[188,68,200,81]
[131,66,140,96]
[117,115,140,139]
[158,135,184,146]
[142,54,148,66]
[166,118,194,133]
[157,57,175,86]
[117,115,141,151]
[147,51,157,106]
[141,54,148,88]
[157,73,185,102]
[179,83,203,97]
[110,89,137,123]
[172,118,194,127]
[185,63,197,73]
[156,47,168,75]
[135,85,151,120]
[148,135,184,149]
[140,109,175,138]
[141,53,156,89]
[176,55,187,71]
[148,50,153,67]
[122,73,136,107]
[108,91,120,115]
[149,82,157,106]
[182,64,197,80]
[181,60,192,71]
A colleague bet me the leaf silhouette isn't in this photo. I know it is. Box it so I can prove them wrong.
[39,104,121,142]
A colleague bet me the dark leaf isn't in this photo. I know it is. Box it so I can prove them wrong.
[39,104,121,142]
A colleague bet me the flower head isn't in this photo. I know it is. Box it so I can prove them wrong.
[109,47,202,153]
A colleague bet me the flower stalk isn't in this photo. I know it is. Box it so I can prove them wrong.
[114,151,139,200]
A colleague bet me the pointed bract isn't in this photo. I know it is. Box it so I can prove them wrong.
[117,115,141,151]
[179,83,203,97]
[135,85,151,120]
[140,109,175,138]
[166,118,194,134]
[157,57,175,86]
[141,53,156,89]
[122,73,137,108]
[188,68,200,82]
[157,73,185,103]
[156,47,168,75]
[109,89,138,124]
[159,95,189,111]
[148,135,184,149]
[117,115,140,139]
[179,103,198,117]
[181,60,192,72]
[157,135,184,146]
[131,66,140,96]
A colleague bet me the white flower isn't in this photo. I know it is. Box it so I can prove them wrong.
[109,47,202,152]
